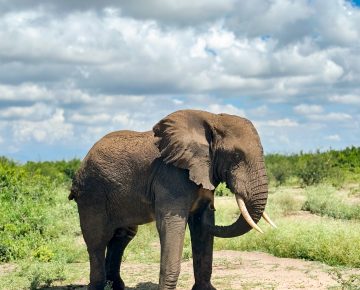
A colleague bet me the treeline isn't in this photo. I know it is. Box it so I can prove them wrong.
[266,146,360,187]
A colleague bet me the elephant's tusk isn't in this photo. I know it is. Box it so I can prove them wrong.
[262,212,277,228]
[236,196,264,234]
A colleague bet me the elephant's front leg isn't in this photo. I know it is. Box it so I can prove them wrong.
[188,205,216,290]
[156,210,187,290]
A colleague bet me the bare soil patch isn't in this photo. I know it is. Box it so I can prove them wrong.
[35,251,360,289]
[0,263,16,277]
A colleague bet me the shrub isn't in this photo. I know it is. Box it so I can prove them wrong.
[296,155,330,186]
[266,154,293,186]
[302,185,360,220]
[0,157,84,263]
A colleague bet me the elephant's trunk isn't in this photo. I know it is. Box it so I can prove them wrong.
[205,159,268,238]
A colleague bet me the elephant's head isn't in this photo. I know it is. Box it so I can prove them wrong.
[153,109,274,238]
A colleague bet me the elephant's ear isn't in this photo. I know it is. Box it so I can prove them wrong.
[153,110,215,190]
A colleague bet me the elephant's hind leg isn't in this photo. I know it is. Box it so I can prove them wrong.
[78,200,113,290]
[105,226,138,290]
[81,222,110,290]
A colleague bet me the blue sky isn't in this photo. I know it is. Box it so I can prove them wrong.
[0,0,359,161]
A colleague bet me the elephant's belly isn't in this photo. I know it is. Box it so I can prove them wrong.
[107,192,155,227]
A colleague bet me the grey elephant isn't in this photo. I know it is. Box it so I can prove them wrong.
[69,109,275,290]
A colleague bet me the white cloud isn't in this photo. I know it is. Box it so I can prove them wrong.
[256,118,299,128]
[69,112,111,125]
[268,118,299,127]
[307,112,352,122]
[329,94,360,105]
[0,83,52,101]
[294,104,324,115]
[207,104,246,117]
[325,134,341,141]
[0,5,355,96]
[13,109,73,143]
[173,98,184,105]
[0,103,52,120]
[112,113,138,128]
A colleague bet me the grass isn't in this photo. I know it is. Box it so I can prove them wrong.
[212,192,360,268]
[302,185,360,220]
[214,218,360,267]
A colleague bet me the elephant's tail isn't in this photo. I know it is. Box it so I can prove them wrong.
[68,186,77,200]
[68,189,76,200]
[68,176,80,201]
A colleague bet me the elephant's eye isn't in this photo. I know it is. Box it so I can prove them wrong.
[234,151,244,161]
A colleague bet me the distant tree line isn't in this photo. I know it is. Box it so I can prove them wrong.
[265,146,360,187]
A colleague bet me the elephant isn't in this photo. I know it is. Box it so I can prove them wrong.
[69,109,275,290]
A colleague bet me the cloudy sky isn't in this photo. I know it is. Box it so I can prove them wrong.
[0,0,360,161]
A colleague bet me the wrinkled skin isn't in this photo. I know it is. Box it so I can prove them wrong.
[70,110,269,290]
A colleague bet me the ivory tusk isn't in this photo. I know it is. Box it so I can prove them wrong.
[262,212,277,228]
[236,196,264,234]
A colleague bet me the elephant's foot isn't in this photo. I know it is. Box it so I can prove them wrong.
[192,282,216,290]
[87,281,106,290]
[88,279,125,290]
[108,277,125,290]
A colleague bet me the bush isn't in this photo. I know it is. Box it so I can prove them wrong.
[24,159,81,184]
[266,154,293,186]
[296,155,330,186]
[302,185,360,220]
[0,157,84,263]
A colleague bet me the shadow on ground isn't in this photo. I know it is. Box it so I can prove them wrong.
[127,282,158,290]
[40,282,158,290]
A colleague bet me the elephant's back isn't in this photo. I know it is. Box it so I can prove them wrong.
[91,130,158,162]
[71,130,159,201]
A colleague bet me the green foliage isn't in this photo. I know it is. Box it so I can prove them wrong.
[302,185,360,220]
[296,154,330,186]
[0,261,67,290]
[266,147,360,187]
[24,158,81,184]
[0,157,84,263]
[265,154,293,186]
[26,262,66,290]
[215,182,232,196]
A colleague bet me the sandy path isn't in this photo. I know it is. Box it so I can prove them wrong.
[49,251,360,289]
[120,251,343,290]
[2,251,358,289]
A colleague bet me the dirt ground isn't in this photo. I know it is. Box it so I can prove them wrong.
[32,250,360,290]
